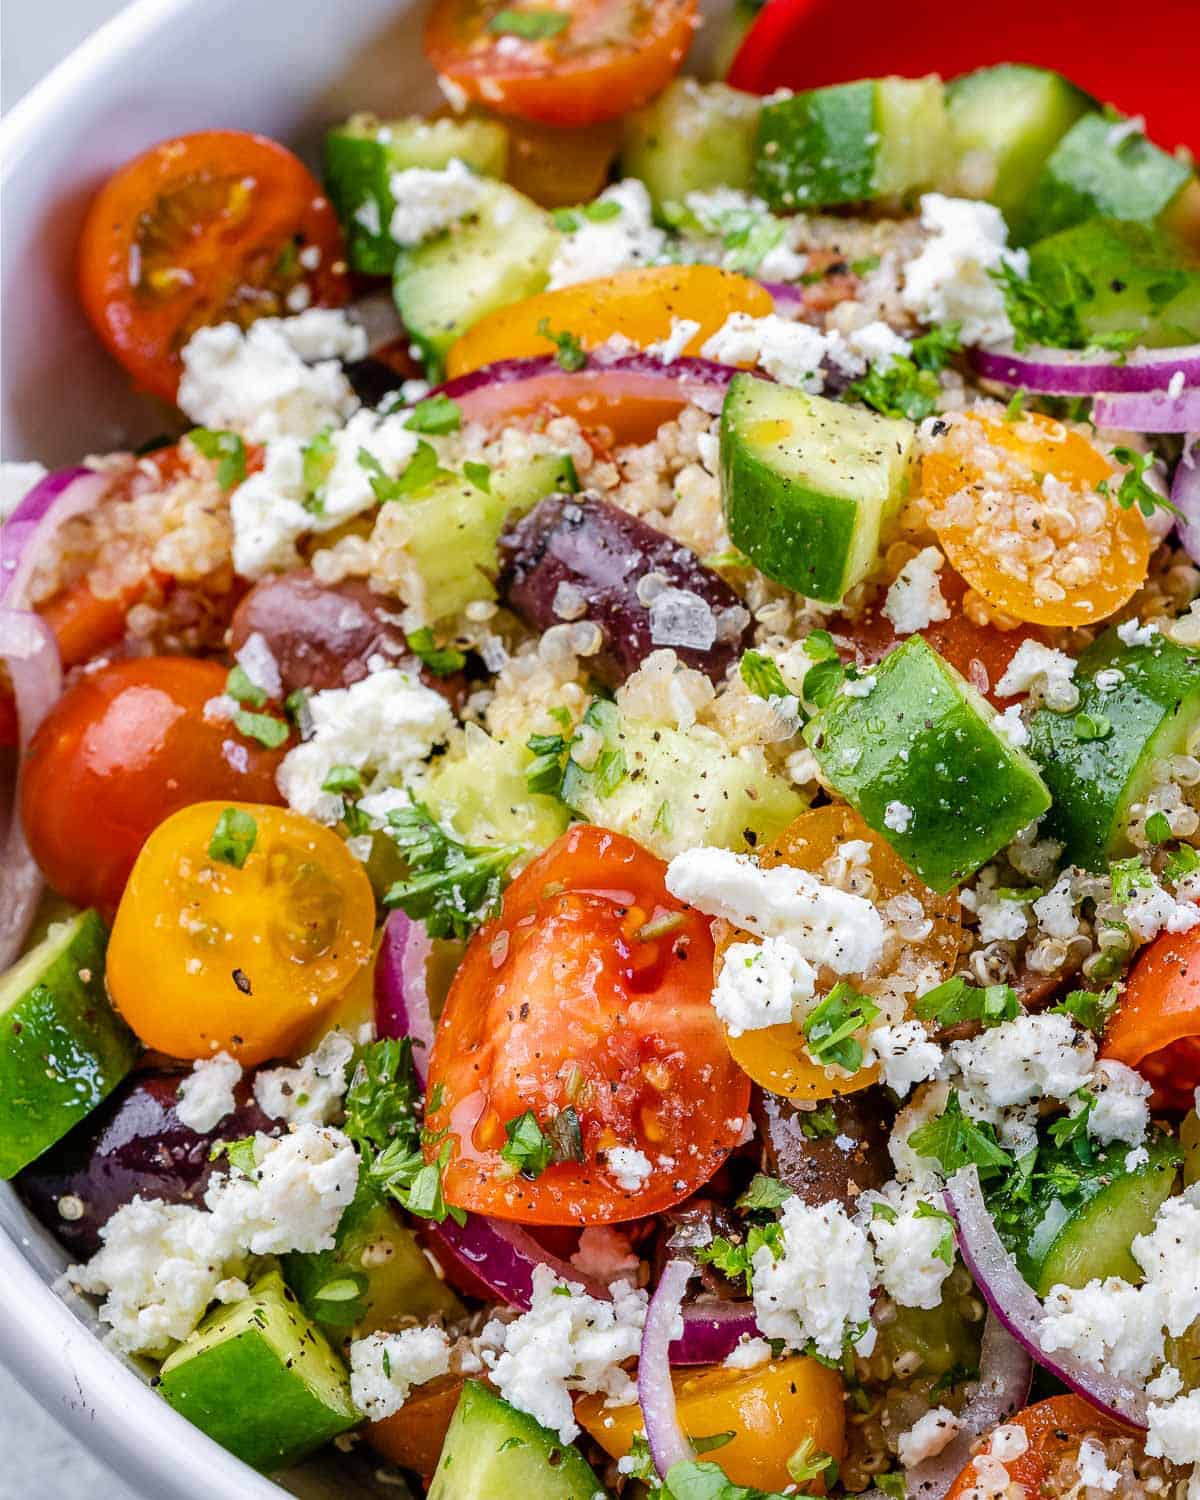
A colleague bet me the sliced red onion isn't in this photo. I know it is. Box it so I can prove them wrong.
[429,1211,609,1306]
[971,342,1200,396]
[374,909,435,1083]
[945,1166,1148,1430]
[1093,388,1200,433]
[758,279,805,315]
[639,1257,695,1479]
[670,1298,759,1365]
[1172,435,1200,563]
[1,466,110,610]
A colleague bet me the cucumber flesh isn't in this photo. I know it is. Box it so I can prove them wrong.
[428,1380,606,1500]
[719,373,916,604]
[159,1269,359,1471]
[621,79,761,209]
[424,724,570,855]
[0,910,137,1179]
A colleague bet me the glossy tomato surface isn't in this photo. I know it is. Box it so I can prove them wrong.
[945,1395,1132,1498]
[424,825,749,1225]
[1103,927,1200,1111]
[20,657,287,916]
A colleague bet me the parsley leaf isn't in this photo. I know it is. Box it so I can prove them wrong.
[798,1102,839,1139]
[694,1223,784,1295]
[1048,1088,1095,1151]
[802,982,880,1072]
[211,1135,259,1177]
[1109,854,1153,904]
[406,627,466,676]
[233,708,289,748]
[525,729,571,796]
[846,323,961,423]
[737,1174,794,1215]
[536,317,588,372]
[1050,984,1120,1036]
[208,807,257,869]
[487,8,569,39]
[787,1436,839,1487]
[1145,810,1173,845]
[1098,446,1178,519]
[463,460,492,494]
[358,440,449,501]
[877,1475,908,1499]
[188,427,247,491]
[1165,844,1200,884]
[383,795,519,940]
[913,1200,956,1265]
[301,427,336,513]
[991,260,1085,350]
[663,1458,795,1500]
[914,976,1019,1029]
[908,1091,1012,1179]
[500,1111,553,1178]
[739,650,794,702]
[226,663,267,708]
[404,393,462,435]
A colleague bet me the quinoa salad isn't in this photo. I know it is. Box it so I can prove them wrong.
[2,6,1200,1499]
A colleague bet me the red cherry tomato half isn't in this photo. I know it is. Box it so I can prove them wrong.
[1102,927,1200,1112]
[424,825,749,1226]
[20,657,288,918]
[78,131,349,402]
[945,1395,1133,1498]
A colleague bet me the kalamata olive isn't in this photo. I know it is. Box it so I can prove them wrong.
[17,1069,278,1259]
[754,1089,892,1213]
[497,494,751,686]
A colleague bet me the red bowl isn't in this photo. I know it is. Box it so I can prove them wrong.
[728,0,1200,154]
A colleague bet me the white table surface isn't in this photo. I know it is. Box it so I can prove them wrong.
[2,16,145,1499]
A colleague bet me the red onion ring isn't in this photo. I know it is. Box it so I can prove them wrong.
[945,1166,1148,1429]
[374,909,435,1083]
[430,1210,609,1306]
[669,1298,759,1365]
[1093,388,1200,433]
[1,466,110,610]
[1172,435,1200,564]
[971,342,1200,396]
[758,279,806,315]
[638,1257,695,1479]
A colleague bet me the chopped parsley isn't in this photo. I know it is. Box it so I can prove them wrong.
[233,708,289,748]
[800,630,847,708]
[787,1437,839,1488]
[1050,983,1121,1036]
[404,393,462,435]
[211,1135,259,1176]
[1098,446,1179,519]
[301,427,336,512]
[802,983,880,1072]
[662,1458,797,1500]
[847,322,962,423]
[555,200,623,231]
[991,260,1085,350]
[1048,1088,1095,1151]
[499,1106,584,1179]
[914,976,1019,1030]
[908,1090,1012,1179]
[798,1102,840,1139]
[187,427,247,491]
[525,728,571,796]
[694,1222,784,1295]
[383,794,520,940]
[913,1200,956,1265]
[737,1174,794,1214]
[536,317,588,372]
[358,439,449,501]
[463,460,492,494]
[1165,843,1200,884]
[208,807,257,869]
[1109,854,1153,904]
[226,663,267,708]
[487,8,570,39]
[1074,711,1112,741]
[592,744,628,798]
[406,627,466,676]
[739,649,793,702]
[1145,810,1173,845]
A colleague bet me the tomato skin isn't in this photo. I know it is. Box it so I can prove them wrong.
[425,825,750,1225]
[425,0,698,127]
[20,657,287,918]
[366,1376,465,1480]
[944,1395,1132,1498]
[1102,927,1200,1111]
[78,131,349,402]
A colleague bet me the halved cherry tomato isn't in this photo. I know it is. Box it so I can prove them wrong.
[945,1395,1132,1499]
[424,825,751,1225]
[78,131,349,402]
[717,807,964,1100]
[921,411,1151,628]
[366,1375,465,1480]
[503,115,623,207]
[107,801,375,1063]
[20,657,287,917]
[1102,927,1200,1111]
[445,266,772,378]
[453,363,708,444]
[577,1354,845,1493]
[424,0,698,127]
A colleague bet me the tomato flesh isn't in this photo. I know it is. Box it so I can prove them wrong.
[424,825,749,1225]
[945,1395,1133,1498]
[1102,928,1200,1111]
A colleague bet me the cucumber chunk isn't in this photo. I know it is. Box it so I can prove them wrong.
[0,910,137,1179]
[428,1380,606,1500]
[325,114,508,276]
[561,698,807,860]
[754,75,948,211]
[804,637,1051,892]
[158,1269,359,1471]
[424,724,570,855]
[719,373,916,604]
[1026,218,1200,349]
[1020,113,1194,245]
[945,64,1095,223]
[622,79,761,209]
[1027,628,1200,871]
[392,182,558,374]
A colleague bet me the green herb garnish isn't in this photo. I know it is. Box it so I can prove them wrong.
[487,9,569,40]
[802,983,880,1072]
[404,393,462,435]
[536,317,588,372]
[188,428,247,491]
[383,794,519,940]
[406,627,466,676]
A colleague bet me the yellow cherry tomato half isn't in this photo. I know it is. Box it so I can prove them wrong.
[576,1354,845,1493]
[921,409,1151,628]
[717,806,965,1101]
[107,801,375,1064]
[444,265,773,378]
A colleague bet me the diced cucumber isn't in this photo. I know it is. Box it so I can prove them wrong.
[804,637,1051,892]
[621,79,761,209]
[389,451,578,627]
[283,1198,463,1338]
[424,723,570,855]
[561,698,807,860]
[428,1380,606,1500]
[1019,113,1194,245]
[754,76,948,211]
[158,1269,359,1471]
[719,373,915,604]
[1026,218,1200,349]
[0,911,137,1179]
[1027,628,1200,871]
[945,64,1095,222]
[392,182,558,376]
[325,114,508,276]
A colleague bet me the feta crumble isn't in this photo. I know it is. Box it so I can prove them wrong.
[723,1335,773,1370]
[883,547,950,636]
[548,179,666,290]
[900,194,1028,347]
[950,1013,1095,1113]
[174,1052,243,1134]
[866,1020,944,1097]
[349,1327,451,1421]
[856,1181,956,1311]
[1086,1059,1151,1148]
[700,313,831,391]
[388,158,486,246]
[994,640,1078,703]
[254,1031,356,1126]
[897,1406,962,1467]
[605,1146,653,1193]
[884,800,912,834]
[751,1197,877,1360]
[647,317,701,364]
[712,936,817,1036]
[1075,1437,1122,1493]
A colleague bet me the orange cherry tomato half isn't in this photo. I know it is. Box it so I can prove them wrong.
[1102,927,1200,1112]
[366,1376,465,1481]
[944,1395,1133,1499]
[577,1354,845,1493]
[424,824,750,1226]
[78,131,349,402]
[445,265,772,378]
[20,657,288,918]
[424,0,699,127]
[107,801,375,1064]
[502,115,623,207]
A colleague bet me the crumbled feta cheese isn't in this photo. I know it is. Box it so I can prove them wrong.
[480,1265,646,1441]
[388,158,486,246]
[569,1227,641,1283]
[856,1181,955,1310]
[751,1197,876,1360]
[900,194,1028,346]
[1117,617,1159,648]
[883,547,950,636]
[847,320,913,366]
[1075,1438,1122,1492]
[995,640,1078,701]
[178,309,366,444]
[254,1031,356,1126]
[1149,1365,1184,1401]
[206,1125,359,1256]
[712,937,817,1036]
[1039,1276,1165,1384]
[605,1147,652,1193]
[866,1021,944,1098]
[234,631,283,701]
[897,1406,962,1467]
[548,179,666,290]
[647,317,701,364]
[350,1327,451,1421]
[842,673,876,698]
[1032,869,1085,942]
[884,800,912,834]
[700,313,831,391]
[0,460,48,522]
[992,703,1030,751]
[990,1424,1030,1463]
[723,1335,773,1370]
[1087,1059,1151,1148]
[1147,1389,1200,1465]
[276,667,453,823]
[1133,1186,1200,1338]
[951,1013,1095,1113]
[1121,873,1200,943]
[648,586,717,650]
[960,867,1030,942]
[174,1052,242,1134]
[666,846,886,977]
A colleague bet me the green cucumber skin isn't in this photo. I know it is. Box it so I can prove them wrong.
[1028,630,1200,872]
[805,637,1051,892]
[0,911,138,1179]
[621,80,761,208]
[429,1381,605,1500]
[1019,113,1193,245]
[754,81,878,210]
